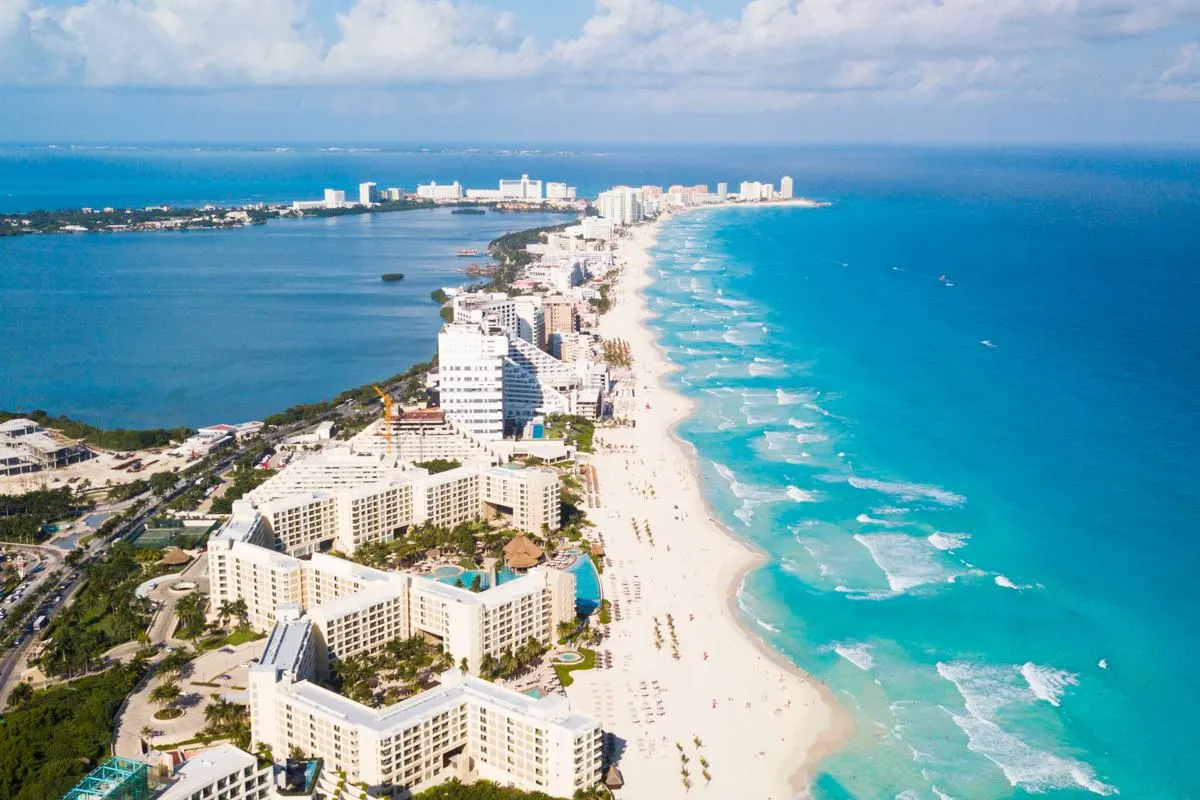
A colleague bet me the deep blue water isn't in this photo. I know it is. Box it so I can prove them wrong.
[0,207,566,427]
[645,152,1200,798]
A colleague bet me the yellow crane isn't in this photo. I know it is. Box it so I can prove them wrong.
[372,385,394,457]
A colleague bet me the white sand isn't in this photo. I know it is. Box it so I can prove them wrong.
[568,218,852,799]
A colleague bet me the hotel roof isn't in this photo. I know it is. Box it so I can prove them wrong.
[283,669,596,736]
[160,744,257,800]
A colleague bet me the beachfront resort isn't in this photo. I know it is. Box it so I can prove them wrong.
[22,172,827,800]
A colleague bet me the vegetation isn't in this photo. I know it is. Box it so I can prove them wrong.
[412,778,610,799]
[478,637,547,681]
[430,288,450,305]
[348,518,522,571]
[0,485,85,543]
[553,647,597,688]
[263,358,434,428]
[486,223,574,292]
[0,662,141,800]
[543,414,595,453]
[38,543,151,676]
[106,478,151,503]
[331,635,454,707]
[413,458,461,475]
[174,591,209,642]
[0,409,191,451]
[588,284,612,314]
[381,273,405,282]
[597,599,612,625]
[209,464,276,514]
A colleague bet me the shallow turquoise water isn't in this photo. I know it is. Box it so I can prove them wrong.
[644,152,1200,798]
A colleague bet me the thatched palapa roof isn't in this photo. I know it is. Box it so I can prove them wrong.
[503,534,544,569]
[160,546,192,566]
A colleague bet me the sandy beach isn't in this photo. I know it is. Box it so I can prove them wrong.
[568,215,853,799]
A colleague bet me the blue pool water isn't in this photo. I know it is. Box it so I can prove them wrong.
[567,555,602,616]
[645,149,1200,798]
[440,567,519,590]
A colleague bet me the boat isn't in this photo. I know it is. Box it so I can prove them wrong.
[380,273,405,282]
[451,208,486,215]
[456,249,480,257]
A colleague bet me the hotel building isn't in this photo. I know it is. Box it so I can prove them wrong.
[596,186,644,226]
[155,744,272,800]
[250,652,601,798]
[437,323,508,441]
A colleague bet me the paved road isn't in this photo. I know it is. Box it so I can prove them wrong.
[0,543,70,706]
[113,638,263,758]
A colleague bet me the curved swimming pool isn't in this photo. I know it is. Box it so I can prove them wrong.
[566,555,602,616]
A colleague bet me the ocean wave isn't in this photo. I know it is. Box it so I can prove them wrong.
[995,575,1033,590]
[786,486,818,503]
[928,532,970,551]
[788,417,817,429]
[740,403,775,425]
[755,617,780,633]
[834,476,966,506]
[1021,663,1079,707]
[762,431,794,451]
[938,662,1114,795]
[856,513,908,528]
[748,357,785,377]
[795,432,829,444]
[777,388,809,405]
[834,642,875,671]
[711,460,798,525]
[853,533,960,593]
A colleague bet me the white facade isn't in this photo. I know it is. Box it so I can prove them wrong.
[513,296,545,347]
[416,181,464,200]
[156,744,271,800]
[717,181,728,200]
[323,189,347,209]
[250,666,601,797]
[359,181,379,205]
[780,175,794,199]
[545,182,577,201]
[596,186,644,226]
[437,323,507,441]
[212,520,573,672]
[499,174,543,201]
[385,187,403,201]
[580,217,614,241]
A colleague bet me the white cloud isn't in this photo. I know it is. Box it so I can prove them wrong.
[0,0,1196,109]
[1151,41,1200,99]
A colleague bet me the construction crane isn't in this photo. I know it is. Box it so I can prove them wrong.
[372,385,394,457]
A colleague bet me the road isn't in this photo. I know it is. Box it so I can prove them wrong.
[0,412,336,707]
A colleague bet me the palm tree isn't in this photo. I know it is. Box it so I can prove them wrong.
[150,681,181,709]
[139,725,154,741]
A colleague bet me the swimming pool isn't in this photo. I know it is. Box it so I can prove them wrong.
[439,566,520,590]
[565,555,602,616]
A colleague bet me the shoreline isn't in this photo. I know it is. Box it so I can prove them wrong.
[576,211,853,799]
[638,211,856,792]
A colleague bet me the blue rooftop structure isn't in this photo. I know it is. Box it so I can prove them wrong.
[61,756,149,800]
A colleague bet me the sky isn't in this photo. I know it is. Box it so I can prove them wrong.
[1,0,1199,144]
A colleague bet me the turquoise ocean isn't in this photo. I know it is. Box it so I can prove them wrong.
[2,146,1198,797]
[645,155,1200,798]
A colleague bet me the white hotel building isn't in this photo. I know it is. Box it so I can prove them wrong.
[596,186,644,226]
[250,636,601,798]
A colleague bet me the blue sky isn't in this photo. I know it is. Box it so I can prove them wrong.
[2,0,1198,143]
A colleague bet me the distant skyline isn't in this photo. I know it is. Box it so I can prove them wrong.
[2,0,1199,144]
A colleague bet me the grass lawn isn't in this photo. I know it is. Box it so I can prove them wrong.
[553,647,597,688]
[222,628,264,647]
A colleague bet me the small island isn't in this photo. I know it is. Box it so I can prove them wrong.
[380,273,405,282]
[451,208,487,215]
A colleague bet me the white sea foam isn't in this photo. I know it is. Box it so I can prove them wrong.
[995,575,1032,590]
[928,532,971,551]
[755,618,780,633]
[1021,663,1079,707]
[930,785,955,800]
[856,513,907,528]
[839,476,966,506]
[788,417,816,429]
[723,325,763,347]
[762,431,793,452]
[786,486,818,503]
[938,661,1116,795]
[748,357,785,377]
[740,403,774,425]
[777,388,808,405]
[1098,659,1108,670]
[713,292,752,308]
[833,642,875,671]
[711,460,795,525]
[853,534,956,593]
[795,432,828,444]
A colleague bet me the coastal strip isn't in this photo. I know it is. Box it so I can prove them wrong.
[568,214,852,799]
